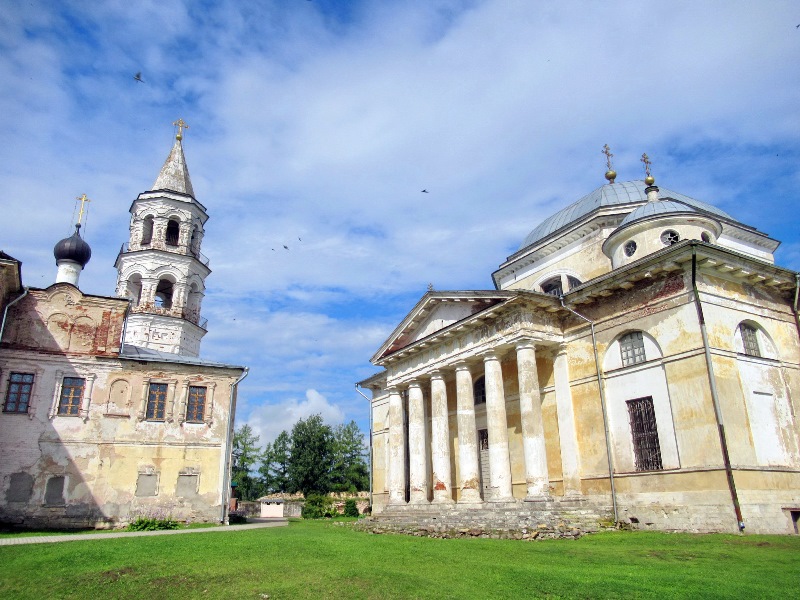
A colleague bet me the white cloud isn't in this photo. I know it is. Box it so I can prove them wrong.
[245,389,345,445]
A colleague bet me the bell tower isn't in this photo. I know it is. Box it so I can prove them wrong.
[115,119,211,357]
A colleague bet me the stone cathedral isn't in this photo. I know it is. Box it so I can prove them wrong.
[360,153,800,535]
[0,122,246,529]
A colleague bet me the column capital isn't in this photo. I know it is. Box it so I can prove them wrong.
[556,342,568,357]
[454,361,472,373]
[481,351,500,362]
[407,380,423,390]
[515,338,537,352]
[386,386,402,396]
[430,370,445,381]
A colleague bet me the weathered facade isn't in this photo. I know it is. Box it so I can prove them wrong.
[0,125,246,529]
[361,173,800,534]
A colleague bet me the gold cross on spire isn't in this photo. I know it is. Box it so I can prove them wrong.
[602,144,616,183]
[75,193,91,226]
[602,144,614,170]
[173,118,189,141]
[641,153,652,177]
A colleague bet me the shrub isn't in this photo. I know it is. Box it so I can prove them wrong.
[343,499,359,518]
[302,494,337,519]
[126,515,179,531]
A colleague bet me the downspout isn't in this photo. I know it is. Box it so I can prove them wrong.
[792,273,800,342]
[691,245,745,531]
[0,287,29,343]
[355,383,373,511]
[221,366,249,524]
[559,297,618,523]
[119,298,132,354]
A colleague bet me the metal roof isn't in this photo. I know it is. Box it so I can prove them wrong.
[120,344,244,370]
[618,199,701,227]
[518,180,735,250]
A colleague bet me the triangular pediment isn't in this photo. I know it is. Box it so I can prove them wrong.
[372,291,515,362]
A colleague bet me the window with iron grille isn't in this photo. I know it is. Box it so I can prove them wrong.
[540,276,563,296]
[619,331,646,367]
[58,377,85,416]
[473,376,486,405]
[740,323,761,357]
[146,383,168,420]
[626,396,663,471]
[186,386,207,422]
[4,372,34,413]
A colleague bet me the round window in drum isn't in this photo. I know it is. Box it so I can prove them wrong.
[660,229,680,245]
[624,240,637,257]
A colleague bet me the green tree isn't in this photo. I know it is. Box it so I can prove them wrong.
[288,414,334,496]
[231,424,264,501]
[330,421,369,493]
[259,430,291,493]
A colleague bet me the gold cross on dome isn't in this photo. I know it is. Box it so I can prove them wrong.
[173,118,189,140]
[641,153,652,178]
[75,193,91,225]
[602,144,614,170]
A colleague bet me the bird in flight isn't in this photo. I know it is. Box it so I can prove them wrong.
[421,189,429,193]
[283,245,289,250]
[134,72,144,83]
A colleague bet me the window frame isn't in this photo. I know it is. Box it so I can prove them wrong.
[58,377,85,416]
[739,323,761,358]
[185,385,207,423]
[473,376,486,405]
[626,396,663,472]
[4,372,34,414]
[145,382,169,421]
[619,331,647,367]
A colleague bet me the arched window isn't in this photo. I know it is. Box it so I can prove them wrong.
[473,376,486,405]
[619,331,646,367]
[566,276,582,291]
[166,219,180,247]
[141,216,154,245]
[154,278,174,309]
[127,274,143,307]
[540,276,563,296]
[739,323,761,357]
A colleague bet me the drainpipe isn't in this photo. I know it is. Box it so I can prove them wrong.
[119,298,133,354]
[355,383,374,511]
[559,297,618,523]
[691,245,744,532]
[792,274,800,343]
[221,366,249,524]
[0,287,29,343]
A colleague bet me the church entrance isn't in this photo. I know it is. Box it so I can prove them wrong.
[478,429,491,501]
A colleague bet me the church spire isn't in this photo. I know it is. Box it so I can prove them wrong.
[152,118,195,197]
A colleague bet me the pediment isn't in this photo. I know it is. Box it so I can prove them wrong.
[373,291,514,362]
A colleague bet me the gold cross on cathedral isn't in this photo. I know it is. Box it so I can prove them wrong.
[173,118,189,140]
[601,144,614,170]
[641,153,652,178]
[75,193,91,225]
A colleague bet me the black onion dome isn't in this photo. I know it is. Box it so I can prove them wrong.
[54,224,92,267]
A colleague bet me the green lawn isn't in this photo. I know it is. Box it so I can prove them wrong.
[0,520,797,599]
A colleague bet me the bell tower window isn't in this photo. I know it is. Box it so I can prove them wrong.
[141,216,154,245]
[155,278,174,309]
[166,219,180,247]
[540,276,563,296]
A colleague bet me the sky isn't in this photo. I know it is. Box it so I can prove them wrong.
[2,0,799,448]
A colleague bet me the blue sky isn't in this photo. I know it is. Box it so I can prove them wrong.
[2,0,799,445]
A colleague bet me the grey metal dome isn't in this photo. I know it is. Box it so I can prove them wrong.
[54,224,92,267]
[518,180,734,251]
[618,199,700,227]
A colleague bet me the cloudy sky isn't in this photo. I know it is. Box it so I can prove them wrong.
[2,0,799,446]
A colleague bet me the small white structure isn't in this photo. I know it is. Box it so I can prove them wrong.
[259,497,285,518]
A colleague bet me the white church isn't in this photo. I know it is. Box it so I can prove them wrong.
[360,151,800,534]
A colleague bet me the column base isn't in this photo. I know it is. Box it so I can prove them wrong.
[408,496,430,505]
[523,494,551,503]
[431,495,455,505]
[489,495,516,503]
[457,491,483,504]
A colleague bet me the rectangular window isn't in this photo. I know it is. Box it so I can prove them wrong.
[146,383,168,420]
[4,372,34,413]
[186,386,206,422]
[627,396,663,471]
[620,331,646,367]
[58,377,85,416]
[740,323,761,357]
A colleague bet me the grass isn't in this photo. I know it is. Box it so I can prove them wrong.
[0,521,219,539]
[0,519,797,599]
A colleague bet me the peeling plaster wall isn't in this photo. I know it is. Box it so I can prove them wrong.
[0,286,241,529]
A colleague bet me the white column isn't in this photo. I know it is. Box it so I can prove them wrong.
[407,381,429,504]
[516,341,550,500]
[554,344,582,496]
[430,371,454,503]
[455,362,481,503]
[483,352,514,502]
[387,387,407,505]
